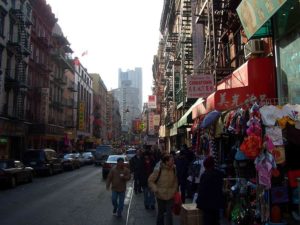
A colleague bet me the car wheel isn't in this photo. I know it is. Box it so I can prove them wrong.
[48,167,54,176]
[28,172,33,183]
[10,177,16,188]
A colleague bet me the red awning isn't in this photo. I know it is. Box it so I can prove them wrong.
[194,57,276,116]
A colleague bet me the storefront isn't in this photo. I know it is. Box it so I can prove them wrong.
[0,118,27,159]
[273,0,300,105]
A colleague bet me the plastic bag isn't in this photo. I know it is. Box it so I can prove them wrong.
[172,192,182,215]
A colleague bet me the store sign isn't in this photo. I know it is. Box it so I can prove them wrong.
[40,88,49,123]
[237,0,287,39]
[187,75,214,99]
[79,102,85,130]
[154,114,160,126]
[148,112,155,135]
[206,87,268,112]
[148,95,157,109]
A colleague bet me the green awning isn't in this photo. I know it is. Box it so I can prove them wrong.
[170,123,178,136]
[177,106,193,128]
[237,0,287,39]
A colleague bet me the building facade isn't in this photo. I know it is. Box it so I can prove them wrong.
[90,73,107,144]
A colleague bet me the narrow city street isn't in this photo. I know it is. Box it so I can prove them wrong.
[0,166,132,225]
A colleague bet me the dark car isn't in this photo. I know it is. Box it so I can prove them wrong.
[23,148,63,175]
[0,159,34,188]
[62,153,81,170]
[94,145,113,166]
[102,155,129,179]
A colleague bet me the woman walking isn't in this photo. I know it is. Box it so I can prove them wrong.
[148,154,178,225]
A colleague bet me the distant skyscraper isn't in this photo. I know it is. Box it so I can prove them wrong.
[118,68,142,110]
[113,67,142,132]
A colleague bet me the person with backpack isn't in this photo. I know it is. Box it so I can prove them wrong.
[148,154,178,225]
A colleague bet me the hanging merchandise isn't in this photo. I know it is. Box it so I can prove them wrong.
[265,126,284,146]
[259,105,283,126]
[200,110,221,128]
[272,146,286,165]
[255,150,277,190]
[240,135,262,159]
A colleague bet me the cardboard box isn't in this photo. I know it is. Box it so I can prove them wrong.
[180,203,202,225]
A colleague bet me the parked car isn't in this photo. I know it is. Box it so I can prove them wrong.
[62,153,81,170]
[102,155,129,179]
[94,145,113,166]
[23,148,63,175]
[125,148,136,160]
[82,152,95,165]
[73,153,85,166]
[0,159,34,188]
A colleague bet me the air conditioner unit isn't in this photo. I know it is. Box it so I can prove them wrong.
[244,39,264,60]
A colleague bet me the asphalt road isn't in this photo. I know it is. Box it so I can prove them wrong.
[0,165,133,225]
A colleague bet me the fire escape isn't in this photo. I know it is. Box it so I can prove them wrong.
[176,0,193,108]
[5,7,31,120]
[195,0,241,83]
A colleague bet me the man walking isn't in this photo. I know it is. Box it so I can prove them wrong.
[106,157,131,217]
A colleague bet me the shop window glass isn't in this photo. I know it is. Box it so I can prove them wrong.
[277,25,300,104]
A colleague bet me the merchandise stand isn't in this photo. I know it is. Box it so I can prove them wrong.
[192,101,300,225]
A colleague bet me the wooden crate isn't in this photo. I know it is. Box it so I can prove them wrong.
[180,203,202,225]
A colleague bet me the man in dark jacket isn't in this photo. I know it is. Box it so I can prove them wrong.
[129,149,143,194]
[196,156,225,225]
[175,150,189,203]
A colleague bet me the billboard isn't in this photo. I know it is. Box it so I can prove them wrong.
[148,95,157,109]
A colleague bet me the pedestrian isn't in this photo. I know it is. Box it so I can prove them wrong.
[129,149,143,194]
[175,150,189,203]
[148,154,178,225]
[196,156,225,225]
[106,157,131,218]
[140,152,156,209]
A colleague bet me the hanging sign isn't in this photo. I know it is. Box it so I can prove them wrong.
[237,0,287,39]
[187,75,214,99]
[148,95,157,109]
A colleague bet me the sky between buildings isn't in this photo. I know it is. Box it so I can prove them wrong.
[46,0,164,103]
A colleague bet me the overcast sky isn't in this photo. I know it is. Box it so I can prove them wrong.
[46,0,164,102]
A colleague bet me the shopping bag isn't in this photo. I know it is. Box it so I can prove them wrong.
[172,192,182,215]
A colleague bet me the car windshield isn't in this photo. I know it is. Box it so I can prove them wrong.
[64,154,74,159]
[107,155,127,162]
[82,152,92,157]
[126,150,136,154]
[23,151,43,160]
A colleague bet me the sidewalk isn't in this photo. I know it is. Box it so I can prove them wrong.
[126,191,181,225]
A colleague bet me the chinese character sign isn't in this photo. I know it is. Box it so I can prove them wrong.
[187,75,214,99]
[148,95,157,109]
[79,102,85,130]
[148,112,155,135]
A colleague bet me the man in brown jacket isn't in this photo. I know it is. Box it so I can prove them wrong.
[148,154,178,225]
[106,157,131,217]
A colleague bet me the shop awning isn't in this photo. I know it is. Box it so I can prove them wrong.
[170,123,177,136]
[237,0,287,39]
[177,107,193,128]
[206,57,276,112]
[178,98,205,128]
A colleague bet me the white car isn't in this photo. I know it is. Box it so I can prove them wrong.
[125,148,136,160]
